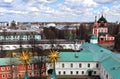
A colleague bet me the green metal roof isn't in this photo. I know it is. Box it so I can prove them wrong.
[82,43,112,61]
[58,43,113,62]
[58,43,120,79]
[0,58,20,66]
[0,56,45,66]
[98,32,108,34]
[101,56,120,79]
[91,34,97,39]
[58,49,95,62]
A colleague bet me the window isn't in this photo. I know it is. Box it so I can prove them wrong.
[7,67,11,70]
[94,71,96,74]
[62,63,64,68]
[63,71,66,75]
[35,65,38,68]
[62,45,66,48]
[79,63,82,68]
[69,45,72,48]
[71,63,73,68]
[70,71,73,75]
[105,29,107,32]
[82,71,84,74]
[96,63,99,68]
[37,72,39,75]
[7,74,11,78]
[2,75,5,78]
[58,71,61,75]
[76,71,79,75]
[18,74,21,78]
[29,73,32,76]
[106,74,108,79]
[88,64,90,67]
[101,29,103,32]
[28,65,31,69]
[104,70,105,75]
[1,67,5,71]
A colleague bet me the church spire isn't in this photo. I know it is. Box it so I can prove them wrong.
[95,16,97,22]
[94,16,98,27]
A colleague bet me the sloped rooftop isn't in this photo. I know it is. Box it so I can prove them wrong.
[0,43,120,79]
[58,43,113,62]
[59,49,95,62]
[58,43,120,79]
[91,34,97,39]
[81,43,112,61]
[101,55,120,79]
[0,56,45,66]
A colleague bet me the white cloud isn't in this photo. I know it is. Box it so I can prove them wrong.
[36,0,56,4]
[3,0,13,3]
[0,7,28,14]
[0,0,120,22]
[57,0,97,19]
[0,7,7,12]
[83,0,98,7]
[28,7,39,12]
[64,0,97,8]
[58,4,72,12]
[22,0,56,6]
[102,6,110,14]
[8,10,28,14]
[109,5,120,16]
[94,0,118,4]
[93,5,120,22]
[64,0,82,6]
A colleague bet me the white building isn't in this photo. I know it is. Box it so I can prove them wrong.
[90,34,98,44]
[47,43,120,79]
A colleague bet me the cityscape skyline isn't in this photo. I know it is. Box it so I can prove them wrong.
[0,0,120,22]
[0,1,120,78]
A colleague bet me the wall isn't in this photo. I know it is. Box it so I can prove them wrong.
[47,61,100,76]
[99,64,113,79]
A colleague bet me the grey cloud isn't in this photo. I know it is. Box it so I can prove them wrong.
[0,3,12,8]
[93,0,118,4]
[33,0,56,5]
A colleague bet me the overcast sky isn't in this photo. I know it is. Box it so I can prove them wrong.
[0,0,120,22]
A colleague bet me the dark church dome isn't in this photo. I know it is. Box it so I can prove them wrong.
[98,15,107,23]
